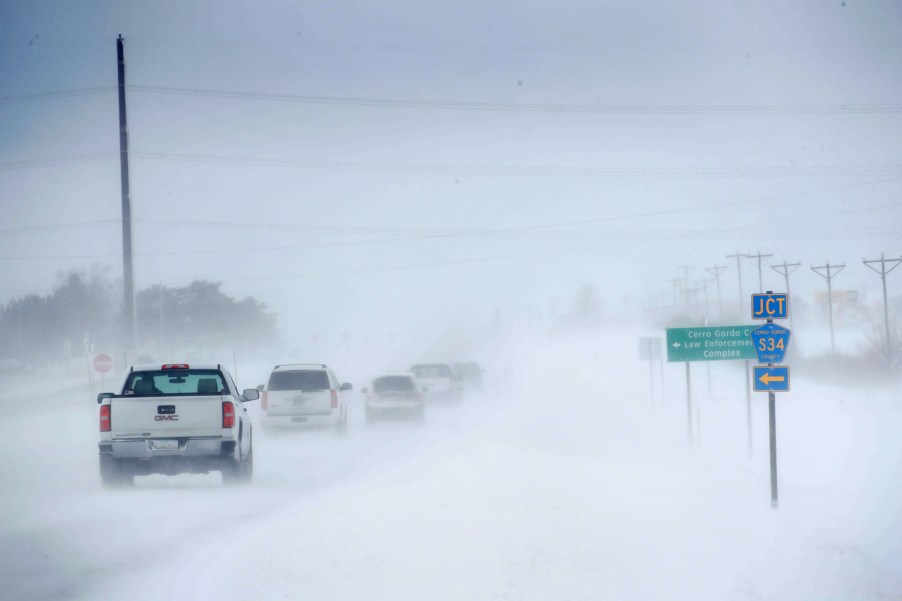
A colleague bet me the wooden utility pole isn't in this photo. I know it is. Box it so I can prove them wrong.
[771,261,801,331]
[862,254,902,364]
[811,261,845,355]
[706,265,727,321]
[117,34,136,349]
[726,252,747,318]
[745,250,773,292]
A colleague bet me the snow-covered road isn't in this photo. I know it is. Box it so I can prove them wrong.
[2,329,900,600]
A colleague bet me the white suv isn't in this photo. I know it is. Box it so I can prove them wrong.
[260,364,351,432]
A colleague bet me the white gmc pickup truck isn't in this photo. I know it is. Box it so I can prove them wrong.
[97,363,259,487]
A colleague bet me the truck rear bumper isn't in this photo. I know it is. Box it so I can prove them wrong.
[99,438,236,476]
[101,437,227,459]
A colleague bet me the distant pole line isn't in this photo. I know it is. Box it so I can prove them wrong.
[668,278,683,309]
[726,252,747,319]
[706,265,727,321]
[811,261,846,355]
[694,279,712,320]
[679,265,693,309]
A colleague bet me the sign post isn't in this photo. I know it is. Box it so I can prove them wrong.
[93,353,113,390]
[638,337,662,407]
[666,325,757,446]
[749,292,791,509]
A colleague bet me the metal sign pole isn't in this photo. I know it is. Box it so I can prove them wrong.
[745,360,752,457]
[685,362,693,447]
[648,338,655,407]
[769,389,779,507]
[659,353,665,408]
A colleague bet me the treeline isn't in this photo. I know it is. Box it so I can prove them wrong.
[0,268,277,368]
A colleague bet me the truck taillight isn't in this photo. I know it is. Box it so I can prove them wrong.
[261,390,268,410]
[331,390,338,408]
[99,405,111,432]
[222,402,236,428]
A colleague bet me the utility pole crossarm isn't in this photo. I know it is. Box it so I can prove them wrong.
[863,256,902,276]
[771,261,801,278]
[811,263,845,279]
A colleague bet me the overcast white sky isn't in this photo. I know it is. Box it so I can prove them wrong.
[1,1,901,341]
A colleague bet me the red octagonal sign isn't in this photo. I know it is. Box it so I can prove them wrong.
[93,354,113,374]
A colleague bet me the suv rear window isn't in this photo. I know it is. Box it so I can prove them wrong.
[124,370,226,396]
[411,364,452,378]
[373,376,415,393]
[268,370,330,391]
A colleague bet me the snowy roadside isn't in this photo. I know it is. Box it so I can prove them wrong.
[0,371,94,412]
[86,329,902,601]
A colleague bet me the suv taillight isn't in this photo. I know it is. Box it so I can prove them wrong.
[222,402,236,428]
[261,390,268,410]
[99,404,111,432]
[330,390,338,408]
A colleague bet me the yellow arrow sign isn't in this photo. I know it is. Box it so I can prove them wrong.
[759,372,785,385]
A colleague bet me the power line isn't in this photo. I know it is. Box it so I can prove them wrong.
[0,154,117,170]
[130,152,902,178]
[121,37,902,51]
[0,87,116,104]
[128,84,902,115]
[0,219,119,235]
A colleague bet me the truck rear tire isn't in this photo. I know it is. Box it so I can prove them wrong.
[222,441,253,486]
[99,455,134,488]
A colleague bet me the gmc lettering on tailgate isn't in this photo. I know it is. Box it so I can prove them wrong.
[154,415,179,421]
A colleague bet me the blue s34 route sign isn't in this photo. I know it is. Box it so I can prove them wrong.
[750,322,791,363]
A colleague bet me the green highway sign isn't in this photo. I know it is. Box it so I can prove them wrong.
[666,325,758,362]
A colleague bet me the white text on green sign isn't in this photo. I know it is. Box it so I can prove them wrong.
[666,325,757,362]
[751,293,788,320]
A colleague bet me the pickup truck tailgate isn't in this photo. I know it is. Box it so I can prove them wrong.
[110,395,224,439]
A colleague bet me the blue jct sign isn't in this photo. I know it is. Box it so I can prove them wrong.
[753,366,790,392]
[752,293,789,320]
[750,323,791,363]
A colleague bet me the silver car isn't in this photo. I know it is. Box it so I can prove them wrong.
[363,372,424,425]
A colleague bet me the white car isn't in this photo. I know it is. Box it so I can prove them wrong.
[410,363,461,401]
[260,364,351,432]
[363,372,424,425]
